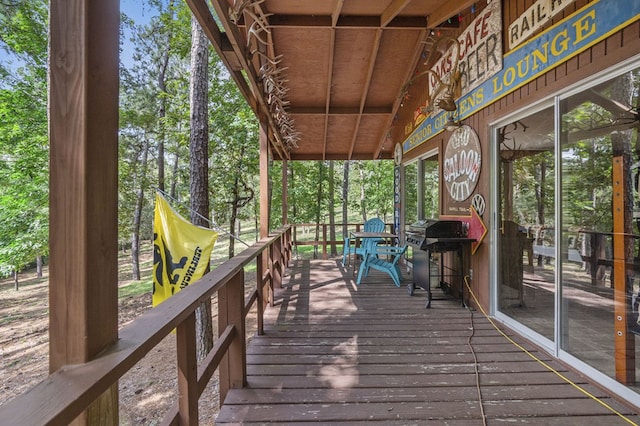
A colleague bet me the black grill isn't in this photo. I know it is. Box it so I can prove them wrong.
[406,219,473,308]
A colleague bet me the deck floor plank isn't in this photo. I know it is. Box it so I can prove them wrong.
[216,259,640,424]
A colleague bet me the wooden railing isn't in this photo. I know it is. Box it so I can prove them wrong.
[0,226,292,425]
[291,222,394,259]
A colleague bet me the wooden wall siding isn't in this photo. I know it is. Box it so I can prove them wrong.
[401,4,640,314]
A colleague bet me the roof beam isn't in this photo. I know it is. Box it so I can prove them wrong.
[267,14,427,29]
[185,0,254,106]
[427,0,477,28]
[374,28,428,159]
[331,0,345,27]
[289,106,393,115]
[381,0,412,27]
[348,29,383,160]
[196,0,289,160]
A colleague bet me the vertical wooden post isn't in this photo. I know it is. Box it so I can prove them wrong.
[322,224,328,259]
[256,251,266,332]
[259,120,270,239]
[218,270,247,404]
[282,159,288,225]
[272,238,283,290]
[612,156,635,384]
[176,312,198,425]
[49,0,119,423]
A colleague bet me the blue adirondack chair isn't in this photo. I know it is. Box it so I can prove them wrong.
[357,245,407,287]
[342,218,386,266]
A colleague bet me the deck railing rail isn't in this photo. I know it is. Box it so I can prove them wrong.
[0,226,292,425]
[292,222,394,259]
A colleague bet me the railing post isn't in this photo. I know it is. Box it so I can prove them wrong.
[322,224,328,259]
[272,237,283,290]
[218,269,247,405]
[257,251,266,334]
[176,311,198,425]
[284,226,292,266]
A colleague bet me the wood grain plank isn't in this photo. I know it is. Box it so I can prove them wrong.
[216,259,640,424]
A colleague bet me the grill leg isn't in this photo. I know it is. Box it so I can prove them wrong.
[426,249,432,308]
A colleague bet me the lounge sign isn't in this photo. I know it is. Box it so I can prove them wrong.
[402,0,640,154]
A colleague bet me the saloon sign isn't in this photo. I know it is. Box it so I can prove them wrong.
[443,126,481,202]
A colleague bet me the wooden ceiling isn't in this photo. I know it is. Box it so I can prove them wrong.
[187,0,477,160]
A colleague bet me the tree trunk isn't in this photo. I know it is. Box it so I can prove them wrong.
[36,255,43,278]
[170,147,179,200]
[359,165,367,223]
[314,161,325,259]
[13,269,18,291]
[328,160,336,255]
[189,16,213,361]
[229,174,239,259]
[342,161,349,239]
[131,139,150,281]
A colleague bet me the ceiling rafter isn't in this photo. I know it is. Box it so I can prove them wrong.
[348,29,384,160]
[427,0,477,28]
[321,0,344,161]
[381,0,413,27]
[374,28,427,159]
[290,106,392,115]
[266,15,426,29]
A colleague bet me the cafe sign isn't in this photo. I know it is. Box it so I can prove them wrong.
[429,0,503,97]
[443,125,481,202]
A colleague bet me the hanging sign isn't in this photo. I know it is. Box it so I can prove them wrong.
[443,125,481,202]
[509,0,574,49]
[402,0,640,154]
[428,0,503,101]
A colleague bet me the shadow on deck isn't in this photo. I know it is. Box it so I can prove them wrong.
[216,258,639,424]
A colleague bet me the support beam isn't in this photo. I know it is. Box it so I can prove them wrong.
[260,120,270,239]
[381,0,412,27]
[427,0,477,28]
[282,159,288,225]
[49,0,119,423]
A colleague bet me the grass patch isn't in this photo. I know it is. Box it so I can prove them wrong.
[118,279,152,299]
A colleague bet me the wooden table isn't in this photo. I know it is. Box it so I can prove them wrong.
[349,231,397,277]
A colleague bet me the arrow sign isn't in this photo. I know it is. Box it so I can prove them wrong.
[467,205,487,255]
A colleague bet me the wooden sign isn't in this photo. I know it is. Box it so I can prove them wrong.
[443,125,481,202]
[509,0,574,49]
[428,0,503,97]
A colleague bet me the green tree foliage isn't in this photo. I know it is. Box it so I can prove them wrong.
[0,0,48,277]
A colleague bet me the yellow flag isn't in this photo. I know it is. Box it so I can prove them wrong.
[152,193,218,306]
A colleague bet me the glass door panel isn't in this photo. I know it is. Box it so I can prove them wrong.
[423,156,439,219]
[560,72,640,388]
[497,106,556,341]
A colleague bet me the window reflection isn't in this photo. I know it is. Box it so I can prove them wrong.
[497,67,640,393]
[498,106,556,341]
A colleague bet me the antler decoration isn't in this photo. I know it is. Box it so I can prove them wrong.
[229,0,265,24]
[230,0,299,152]
[399,35,462,113]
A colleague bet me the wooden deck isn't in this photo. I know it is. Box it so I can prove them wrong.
[216,258,640,425]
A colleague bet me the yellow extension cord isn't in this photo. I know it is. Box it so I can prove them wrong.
[463,276,638,425]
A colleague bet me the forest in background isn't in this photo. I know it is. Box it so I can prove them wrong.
[0,0,395,285]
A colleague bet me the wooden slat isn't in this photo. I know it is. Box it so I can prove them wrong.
[216,258,640,424]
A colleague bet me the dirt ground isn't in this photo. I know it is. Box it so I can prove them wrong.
[0,253,257,425]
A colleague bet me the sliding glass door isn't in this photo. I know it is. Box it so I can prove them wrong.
[495,64,640,395]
